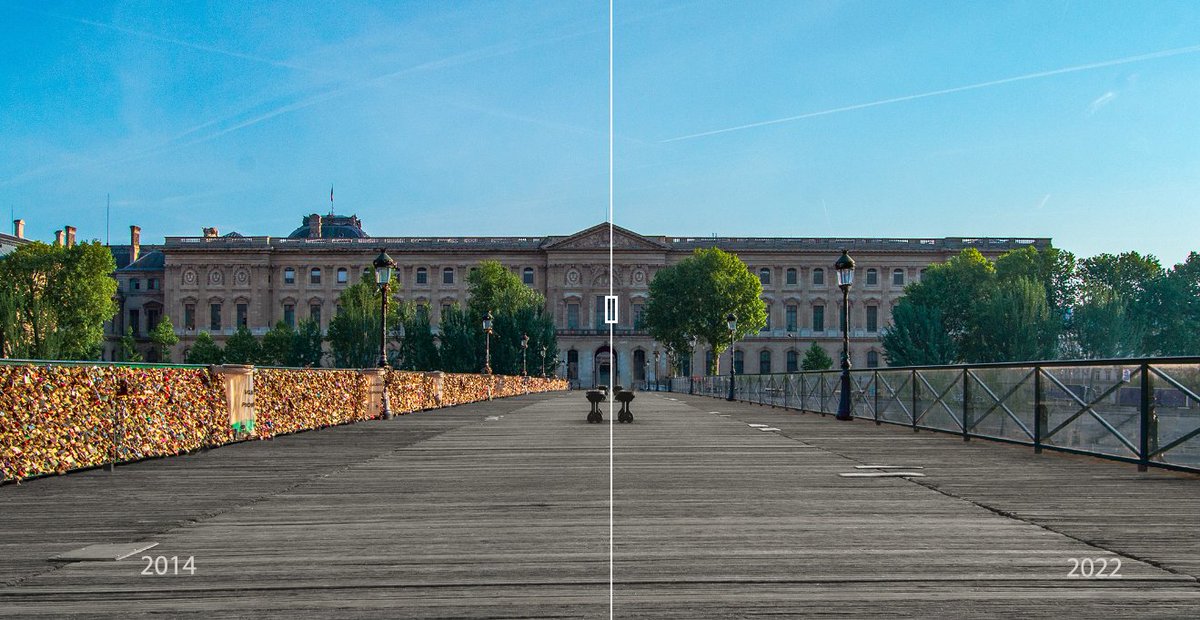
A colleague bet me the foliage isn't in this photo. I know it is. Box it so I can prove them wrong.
[0,240,117,360]
[969,277,1056,362]
[1067,252,1165,358]
[398,302,440,371]
[881,301,957,366]
[800,342,833,371]
[185,331,224,364]
[149,314,179,362]
[292,318,325,367]
[438,304,482,373]
[119,326,143,362]
[261,321,297,366]
[222,326,262,365]
[1144,252,1200,356]
[446,261,557,376]
[327,275,400,368]
[644,247,766,374]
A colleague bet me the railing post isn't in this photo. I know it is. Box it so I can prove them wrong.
[800,373,807,412]
[911,369,919,432]
[1034,366,1044,454]
[962,368,971,441]
[874,370,881,425]
[1139,363,1157,472]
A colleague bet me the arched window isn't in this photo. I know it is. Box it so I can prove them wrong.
[867,350,880,368]
[523,267,535,285]
[786,268,798,285]
[443,267,455,285]
[336,267,348,284]
[758,267,771,285]
[893,269,905,286]
[866,268,878,286]
[734,349,744,374]
[567,349,579,380]
[813,268,825,285]
[759,350,771,374]
[634,349,646,381]
[786,349,799,373]
[416,267,428,285]
[705,349,714,375]
[761,302,771,331]
[310,268,321,285]
[283,267,296,285]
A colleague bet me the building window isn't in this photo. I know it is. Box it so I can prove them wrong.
[130,278,140,290]
[523,267,535,285]
[634,349,646,382]
[867,350,880,368]
[813,268,825,285]
[284,304,295,327]
[866,269,878,286]
[184,304,196,330]
[567,349,579,380]
[236,303,248,328]
[919,268,927,280]
[734,350,744,375]
[812,305,825,332]
[786,268,797,285]
[310,303,321,326]
[416,303,428,319]
[129,309,140,336]
[416,267,428,285]
[443,267,454,285]
[633,303,645,329]
[759,350,771,375]
[761,303,771,331]
[148,278,159,290]
[210,303,222,331]
[283,268,295,285]
[567,303,580,329]
[440,303,451,319]
[758,267,771,285]
[786,304,797,332]
[867,306,878,332]
[310,268,322,285]
[594,296,605,329]
[705,349,714,375]
[786,350,799,373]
[893,269,905,286]
[336,268,348,284]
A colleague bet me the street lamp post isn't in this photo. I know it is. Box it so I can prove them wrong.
[540,345,547,378]
[689,334,698,395]
[482,311,494,375]
[373,250,396,420]
[835,249,856,421]
[521,333,529,377]
[726,313,737,401]
[653,345,660,391]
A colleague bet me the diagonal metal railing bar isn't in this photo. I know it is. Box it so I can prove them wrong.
[1149,366,1200,405]
[877,372,914,422]
[1147,366,1200,457]
[914,370,965,430]
[852,372,877,419]
[966,368,1036,439]
[1042,369,1139,455]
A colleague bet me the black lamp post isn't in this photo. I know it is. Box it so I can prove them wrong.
[835,249,856,421]
[540,345,547,378]
[373,250,396,420]
[483,311,494,375]
[521,333,529,377]
[726,312,737,401]
[653,346,660,391]
[688,334,698,394]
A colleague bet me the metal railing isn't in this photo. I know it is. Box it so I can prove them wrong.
[671,358,1200,474]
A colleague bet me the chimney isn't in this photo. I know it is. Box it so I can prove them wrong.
[64,225,76,248]
[203,227,219,238]
[12,219,23,239]
[54,230,64,247]
[130,225,141,264]
[308,213,322,238]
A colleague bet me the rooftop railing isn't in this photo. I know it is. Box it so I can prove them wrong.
[673,357,1200,474]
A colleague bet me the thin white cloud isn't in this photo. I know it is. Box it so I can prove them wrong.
[1037,193,1051,209]
[1088,91,1118,115]
[662,44,1200,143]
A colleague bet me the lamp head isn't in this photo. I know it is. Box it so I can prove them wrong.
[725,313,737,332]
[835,249,855,289]
[372,250,395,285]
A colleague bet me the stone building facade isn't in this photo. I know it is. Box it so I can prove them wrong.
[108,213,1049,386]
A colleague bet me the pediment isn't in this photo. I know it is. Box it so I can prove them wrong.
[544,223,668,251]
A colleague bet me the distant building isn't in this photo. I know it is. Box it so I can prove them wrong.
[1,220,31,256]
[104,212,1050,384]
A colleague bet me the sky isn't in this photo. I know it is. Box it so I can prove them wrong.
[2,0,1198,265]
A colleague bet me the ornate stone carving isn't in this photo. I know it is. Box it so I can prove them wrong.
[208,268,223,286]
[234,267,250,286]
[566,269,581,285]
[182,268,197,286]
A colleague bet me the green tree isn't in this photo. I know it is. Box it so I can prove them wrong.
[185,331,224,364]
[0,240,117,359]
[970,277,1056,362]
[398,303,440,371]
[450,261,557,376]
[644,247,766,374]
[261,321,297,366]
[882,301,958,366]
[1069,289,1144,359]
[801,342,833,371]
[327,275,400,368]
[119,326,143,362]
[1069,251,1165,357]
[149,314,179,362]
[292,318,325,367]
[222,326,261,365]
[1144,252,1200,356]
[902,248,995,360]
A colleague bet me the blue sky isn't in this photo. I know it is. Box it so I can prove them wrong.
[2,0,1198,265]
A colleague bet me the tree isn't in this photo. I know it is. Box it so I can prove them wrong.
[327,275,400,368]
[119,326,143,362]
[149,315,179,362]
[453,261,558,376]
[0,240,117,360]
[969,277,1056,362]
[292,318,325,367]
[222,326,261,365]
[398,303,440,371]
[801,342,833,371]
[882,301,958,366]
[1144,252,1200,356]
[1069,251,1165,357]
[185,331,223,364]
[644,247,766,374]
[261,321,297,366]
[438,303,482,373]
[1068,288,1144,359]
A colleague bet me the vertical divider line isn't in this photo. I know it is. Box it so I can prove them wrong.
[608,2,615,617]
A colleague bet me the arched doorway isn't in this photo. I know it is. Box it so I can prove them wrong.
[594,345,616,388]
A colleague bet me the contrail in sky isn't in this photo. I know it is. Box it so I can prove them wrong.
[662,44,1200,143]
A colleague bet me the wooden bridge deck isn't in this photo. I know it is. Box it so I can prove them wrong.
[1,391,1198,618]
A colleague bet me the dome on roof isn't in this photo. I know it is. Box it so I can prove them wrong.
[287,213,368,239]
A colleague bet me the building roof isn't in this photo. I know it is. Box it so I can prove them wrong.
[287,214,368,239]
[117,250,165,272]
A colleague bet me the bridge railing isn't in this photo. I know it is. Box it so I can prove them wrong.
[671,358,1200,474]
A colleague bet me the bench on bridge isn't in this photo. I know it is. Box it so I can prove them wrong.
[585,387,635,423]
[586,390,605,423]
